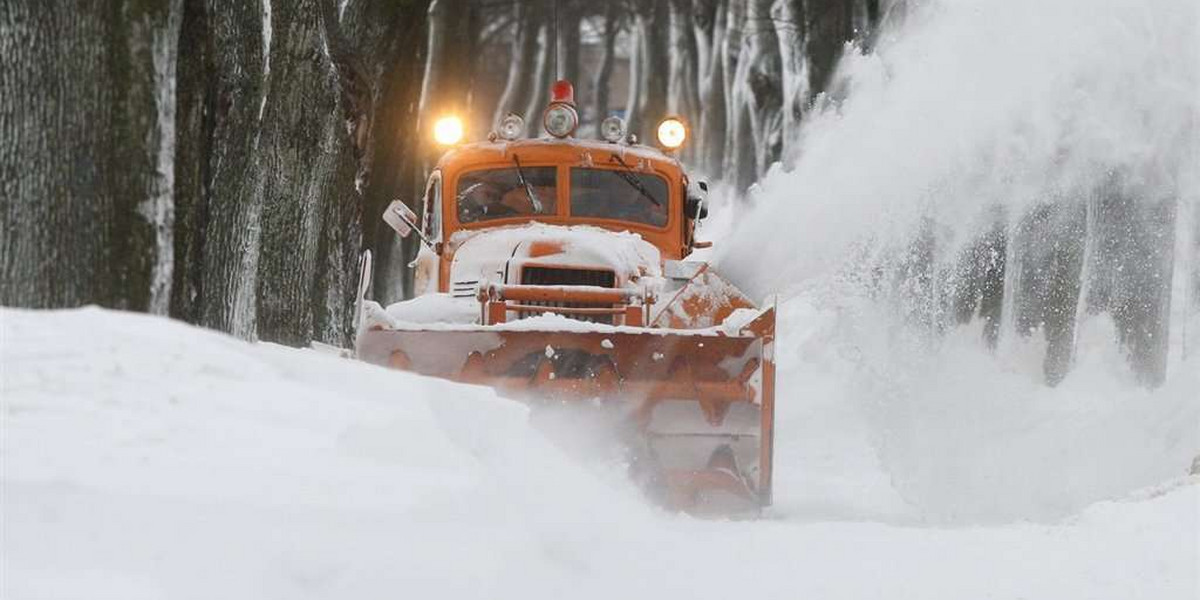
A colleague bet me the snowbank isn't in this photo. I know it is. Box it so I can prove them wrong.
[3,307,1197,599]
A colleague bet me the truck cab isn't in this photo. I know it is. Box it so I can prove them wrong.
[412,137,706,297]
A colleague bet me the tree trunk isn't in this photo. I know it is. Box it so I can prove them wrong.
[492,2,539,127]
[170,0,215,325]
[721,0,745,182]
[632,0,670,141]
[771,0,807,165]
[694,0,727,175]
[522,13,553,137]
[1,1,183,311]
[668,0,702,163]
[172,0,429,345]
[418,0,475,151]
[187,0,267,338]
[555,0,582,83]
[591,1,621,137]
[252,0,361,346]
[726,0,782,191]
[333,0,432,309]
[805,0,856,99]
[623,29,643,137]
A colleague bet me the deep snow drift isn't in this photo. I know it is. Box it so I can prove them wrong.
[4,307,1198,599]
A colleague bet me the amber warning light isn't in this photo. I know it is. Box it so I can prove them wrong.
[550,80,575,105]
[544,80,579,138]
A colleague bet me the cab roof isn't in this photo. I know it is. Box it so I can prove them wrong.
[436,137,684,176]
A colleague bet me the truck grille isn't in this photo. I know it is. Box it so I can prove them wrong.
[520,266,616,288]
[518,266,619,324]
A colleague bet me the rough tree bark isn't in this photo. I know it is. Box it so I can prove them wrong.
[252,0,362,346]
[181,0,267,339]
[172,0,430,345]
[331,0,432,310]
[1,1,183,311]
[170,0,216,325]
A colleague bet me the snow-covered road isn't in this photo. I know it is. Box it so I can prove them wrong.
[3,306,1196,599]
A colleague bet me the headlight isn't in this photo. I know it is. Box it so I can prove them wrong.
[498,113,524,141]
[600,116,626,143]
[433,116,464,146]
[543,103,578,138]
[656,117,687,149]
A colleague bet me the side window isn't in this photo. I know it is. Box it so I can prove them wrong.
[422,172,442,241]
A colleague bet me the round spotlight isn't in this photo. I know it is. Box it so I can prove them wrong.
[433,116,464,146]
[656,117,687,150]
[543,103,578,138]
[498,113,524,141]
[600,116,626,143]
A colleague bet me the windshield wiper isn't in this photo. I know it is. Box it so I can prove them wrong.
[511,154,543,212]
[608,154,662,206]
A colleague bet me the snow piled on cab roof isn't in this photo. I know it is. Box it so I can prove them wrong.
[440,136,681,170]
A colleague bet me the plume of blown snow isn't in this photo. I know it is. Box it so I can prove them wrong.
[718,0,1200,523]
[720,0,1198,297]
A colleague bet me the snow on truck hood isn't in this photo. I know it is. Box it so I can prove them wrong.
[447,223,662,287]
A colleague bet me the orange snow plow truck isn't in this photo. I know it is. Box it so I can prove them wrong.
[355,81,775,515]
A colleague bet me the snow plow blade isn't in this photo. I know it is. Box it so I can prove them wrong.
[356,307,776,514]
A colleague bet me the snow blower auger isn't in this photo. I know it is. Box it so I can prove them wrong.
[354,81,776,515]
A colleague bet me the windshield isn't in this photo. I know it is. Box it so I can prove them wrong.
[569,167,669,227]
[456,167,557,224]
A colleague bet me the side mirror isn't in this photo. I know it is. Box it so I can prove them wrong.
[383,200,419,238]
[685,196,708,220]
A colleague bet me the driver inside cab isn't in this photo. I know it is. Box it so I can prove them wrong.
[456,166,556,223]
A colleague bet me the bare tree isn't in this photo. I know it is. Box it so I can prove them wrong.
[419,0,475,162]
[591,1,623,137]
[694,0,728,175]
[771,0,807,164]
[492,2,539,127]
[522,8,554,136]
[668,0,702,163]
[623,27,643,137]
[805,0,857,100]
[555,0,583,84]
[726,0,783,191]
[625,0,669,141]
